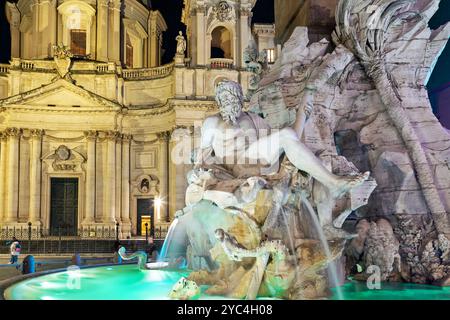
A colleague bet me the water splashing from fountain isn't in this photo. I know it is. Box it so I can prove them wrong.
[158,218,179,263]
[279,207,299,272]
[300,193,344,300]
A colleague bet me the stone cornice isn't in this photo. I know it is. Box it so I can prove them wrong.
[252,23,276,35]
[126,103,174,117]
[169,99,217,112]
[2,105,122,114]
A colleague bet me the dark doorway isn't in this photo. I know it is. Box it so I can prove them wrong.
[50,178,79,236]
[137,198,155,237]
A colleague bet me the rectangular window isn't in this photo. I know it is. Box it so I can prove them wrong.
[70,29,86,56]
[126,43,133,68]
[266,48,275,64]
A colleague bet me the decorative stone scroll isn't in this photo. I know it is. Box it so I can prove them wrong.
[42,145,86,173]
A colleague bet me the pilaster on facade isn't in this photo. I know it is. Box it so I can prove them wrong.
[0,132,7,223]
[157,131,171,222]
[83,130,98,226]
[28,129,44,225]
[102,130,120,225]
[4,128,22,224]
[121,133,132,226]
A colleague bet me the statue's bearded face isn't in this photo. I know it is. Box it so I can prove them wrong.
[217,91,242,125]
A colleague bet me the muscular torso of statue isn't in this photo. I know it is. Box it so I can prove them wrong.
[201,112,279,179]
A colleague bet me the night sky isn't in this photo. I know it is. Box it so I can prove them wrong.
[0,0,448,91]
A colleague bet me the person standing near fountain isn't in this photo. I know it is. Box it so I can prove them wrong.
[8,237,21,265]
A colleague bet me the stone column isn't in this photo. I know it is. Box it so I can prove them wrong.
[148,13,159,68]
[168,131,177,222]
[196,6,206,66]
[168,127,192,221]
[37,0,56,58]
[83,131,97,224]
[28,129,43,224]
[239,7,252,69]
[31,0,40,58]
[5,128,21,223]
[0,132,7,221]
[96,0,109,62]
[158,131,170,222]
[121,134,132,236]
[121,134,131,224]
[103,131,117,224]
[6,2,20,58]
[158,32,163,66]
[115,134,122,222]
[109,0,121,63]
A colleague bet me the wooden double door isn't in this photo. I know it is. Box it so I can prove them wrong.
[50,178,79,236]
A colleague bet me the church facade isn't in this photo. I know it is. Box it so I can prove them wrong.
[0,0,275,238]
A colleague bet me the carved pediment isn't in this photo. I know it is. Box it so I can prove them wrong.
[0,79,121,109]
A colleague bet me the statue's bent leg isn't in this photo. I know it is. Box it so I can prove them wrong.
[244,127,368,197]
[280,128,369,196]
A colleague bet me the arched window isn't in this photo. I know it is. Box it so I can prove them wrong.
[57,1,95,57]
[211,26,232,59]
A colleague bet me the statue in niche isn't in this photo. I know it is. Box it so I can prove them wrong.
[176,31,187,56]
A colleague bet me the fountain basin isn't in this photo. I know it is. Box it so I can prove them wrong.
[1,264,236,300]
[3,264,450,300]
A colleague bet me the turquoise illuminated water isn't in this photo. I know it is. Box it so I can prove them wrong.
[4,264,450,300]
[330,281,450,300]
[4,265,232,300]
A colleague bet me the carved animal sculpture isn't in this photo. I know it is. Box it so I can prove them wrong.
[215,228,289,262]
[118,247,148,270]
[169,277,201,300]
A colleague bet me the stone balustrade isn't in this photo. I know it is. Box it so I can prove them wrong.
[21,61,35,70]
[122,62,175,80]
[210,58,234,70]
[0,64,10,74]
[1,59,175,79]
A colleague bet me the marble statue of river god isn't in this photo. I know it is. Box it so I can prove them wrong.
[192,79,369,202]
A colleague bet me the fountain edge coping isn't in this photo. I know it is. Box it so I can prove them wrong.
[0,262,137,301]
